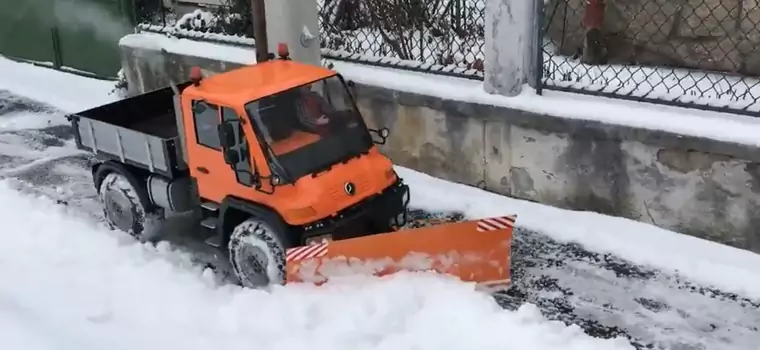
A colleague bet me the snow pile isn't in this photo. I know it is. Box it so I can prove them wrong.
[119,32,256,67]
[176,9,219,31]
[400,167,760,300]
[0,56,117,113]
[3,54,760,300]
[0,181,634,350]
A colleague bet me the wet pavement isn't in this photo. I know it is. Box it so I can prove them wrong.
[2,90,759,350]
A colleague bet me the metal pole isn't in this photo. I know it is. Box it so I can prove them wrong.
[251,0,269,63]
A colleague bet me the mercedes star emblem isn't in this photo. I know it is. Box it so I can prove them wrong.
[344,182,356,196]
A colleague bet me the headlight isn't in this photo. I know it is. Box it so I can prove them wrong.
[305,234,332,246]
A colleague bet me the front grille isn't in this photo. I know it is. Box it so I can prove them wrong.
[300,179,408,239]
[328,175,371,203]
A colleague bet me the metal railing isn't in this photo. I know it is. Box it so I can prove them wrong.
[537,0,760,115]
[132,0,760,115]
[134,0,252,38]
[318,0,486,79]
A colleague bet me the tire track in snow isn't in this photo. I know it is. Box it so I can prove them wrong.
[2,91,759,350]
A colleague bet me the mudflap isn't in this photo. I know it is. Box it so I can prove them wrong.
[284,215,516,290]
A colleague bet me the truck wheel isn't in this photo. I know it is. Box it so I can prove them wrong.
[99,172,162,241]
[228,218,288,288]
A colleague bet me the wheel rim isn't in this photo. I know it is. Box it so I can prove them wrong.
[237,243,271,287]
[104,188,135,232]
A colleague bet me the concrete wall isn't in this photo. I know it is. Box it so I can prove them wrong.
[120,42,760,254]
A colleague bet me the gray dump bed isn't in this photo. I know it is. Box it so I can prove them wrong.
[67,84,189,178]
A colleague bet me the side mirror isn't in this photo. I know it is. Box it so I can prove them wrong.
[369,127,390,145]
[217,122,236,149]
[270,174,281,186]
[223,149,241,165]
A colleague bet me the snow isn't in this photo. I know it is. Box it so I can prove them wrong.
[138,23,255,46]
[0,56,117,113]
[331,60,760,148]
[398,166,760,300]
[2,49,760,349]
[4,48,760,299]
[542,41,760,112]
[119,32,256,67]
[0,181,634,350]
[140,4,760,112]
[118,32,760,148]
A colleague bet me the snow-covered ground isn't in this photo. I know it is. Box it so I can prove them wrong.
[1,55,760,350]
[0,181,637,350]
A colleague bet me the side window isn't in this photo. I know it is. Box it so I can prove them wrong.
[192,101,221,149]
[221,107,255,187]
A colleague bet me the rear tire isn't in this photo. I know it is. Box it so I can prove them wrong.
[228,218,288,288]
[98,172,162,241]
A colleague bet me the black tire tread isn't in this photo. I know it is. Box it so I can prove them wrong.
[228,217,288,288]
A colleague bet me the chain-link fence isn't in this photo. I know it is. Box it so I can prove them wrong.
[318,0,486,79]
[134,0,253,39]
[538,0,760,115]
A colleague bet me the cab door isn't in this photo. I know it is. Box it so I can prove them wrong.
[184,100,259,203]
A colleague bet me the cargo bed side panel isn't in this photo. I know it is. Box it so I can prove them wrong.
[75,117,172,176]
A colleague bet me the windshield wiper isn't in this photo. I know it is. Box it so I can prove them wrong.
[261,138,290,181]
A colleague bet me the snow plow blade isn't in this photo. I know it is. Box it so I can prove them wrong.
[285,215,516,290]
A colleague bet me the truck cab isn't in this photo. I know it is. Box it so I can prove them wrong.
[181,59,409,245]
[68,51,410,288]
[67,50,513,291]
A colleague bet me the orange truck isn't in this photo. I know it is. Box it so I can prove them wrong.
[66,45,516,290]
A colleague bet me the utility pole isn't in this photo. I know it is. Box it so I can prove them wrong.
[251,0,269,63]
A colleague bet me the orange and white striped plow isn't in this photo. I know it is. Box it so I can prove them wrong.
[285,215,516,291]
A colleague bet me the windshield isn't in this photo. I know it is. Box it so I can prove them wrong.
[244,75,373,180]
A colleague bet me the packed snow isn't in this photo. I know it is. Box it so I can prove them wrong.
[0,58,116,113]
[6,52,760,301]
[398,167,760,300]
[2,54,760,349]
[119,32,760,148]
[0,181,634,350]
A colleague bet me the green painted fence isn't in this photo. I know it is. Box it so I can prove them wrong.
[0,0,134,79]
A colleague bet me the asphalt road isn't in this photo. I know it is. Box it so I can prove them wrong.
[2,90,758,350]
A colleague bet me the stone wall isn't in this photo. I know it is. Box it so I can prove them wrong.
[120,41,760,253]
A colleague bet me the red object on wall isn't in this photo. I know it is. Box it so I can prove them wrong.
[582,0,605,29]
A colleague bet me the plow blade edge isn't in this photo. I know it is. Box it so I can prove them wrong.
[285,215,516,290]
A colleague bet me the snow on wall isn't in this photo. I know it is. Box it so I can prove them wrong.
[14,33,758,299]
[140,2,760,112]
[117,31,760,149]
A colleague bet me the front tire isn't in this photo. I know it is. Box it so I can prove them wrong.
[98,172,162,241]
[228,218,288,288]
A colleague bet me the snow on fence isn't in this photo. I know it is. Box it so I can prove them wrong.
[541,0,760,115]
[317,0,486,79]
[133,0,760,115]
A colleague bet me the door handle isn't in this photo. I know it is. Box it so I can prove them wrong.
[196,166,210,174]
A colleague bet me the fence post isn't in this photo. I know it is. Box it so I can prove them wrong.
[483,0,536,97]
[261,0,321,66]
